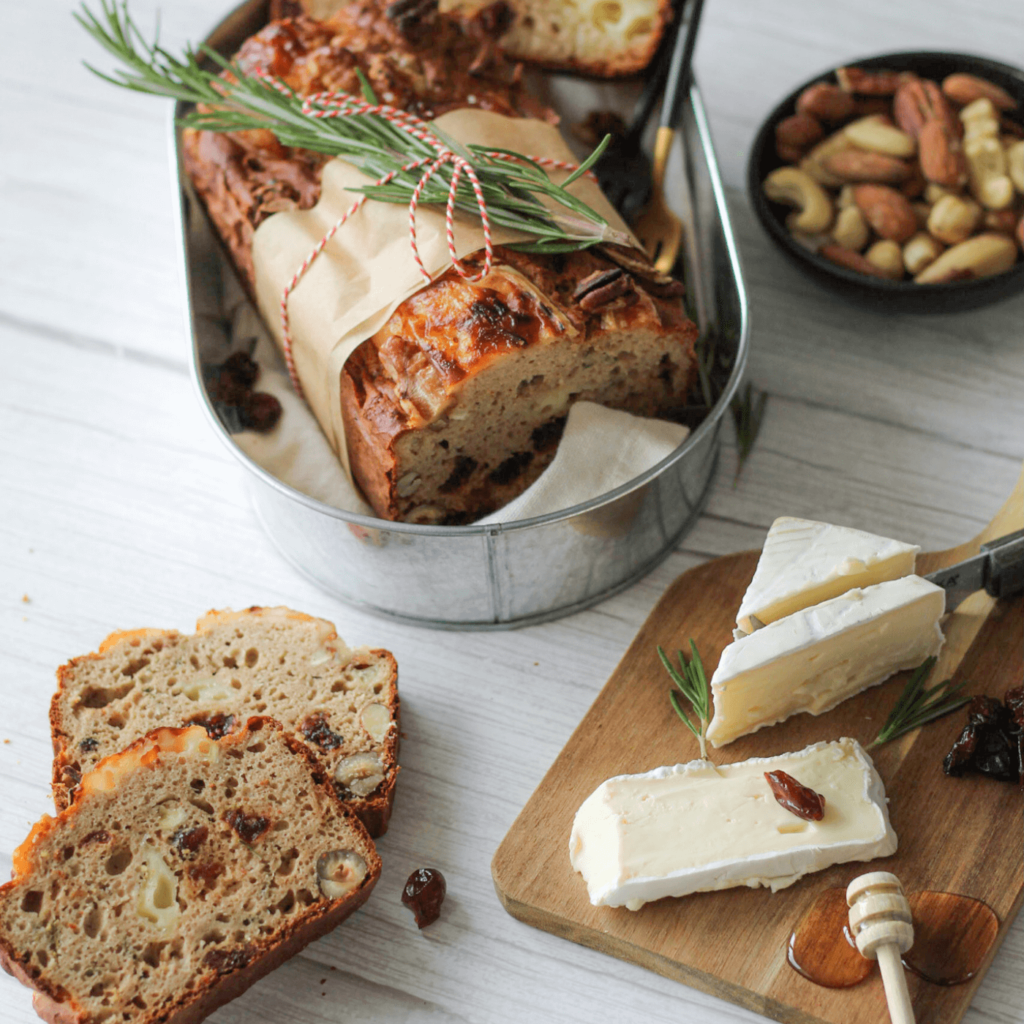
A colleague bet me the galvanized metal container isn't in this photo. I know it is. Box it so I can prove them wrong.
[173,0,749,629]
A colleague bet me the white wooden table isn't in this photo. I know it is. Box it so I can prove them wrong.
[2,2,1023,1022]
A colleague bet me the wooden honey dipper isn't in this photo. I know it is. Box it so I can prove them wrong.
[847,872,915,1024]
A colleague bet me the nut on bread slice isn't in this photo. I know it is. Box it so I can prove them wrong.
[0,720,380,1024]
[50,607,399,837]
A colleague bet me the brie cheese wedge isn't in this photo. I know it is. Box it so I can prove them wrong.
[736,517,919,633]
[569,738,896,910]
[708,575,944,748]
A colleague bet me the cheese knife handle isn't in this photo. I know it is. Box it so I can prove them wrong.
[981,528,1024,600]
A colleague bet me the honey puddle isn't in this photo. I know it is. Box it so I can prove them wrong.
[788,886,998,988]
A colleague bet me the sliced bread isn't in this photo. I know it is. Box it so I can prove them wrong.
[271,0,672,76]
[0,719,380,1024]
[50,608,399,836]
[441,0,673,77]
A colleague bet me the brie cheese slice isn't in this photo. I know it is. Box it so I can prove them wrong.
[736,517,919,633]
[569,738,896,910]
[709,575,944,748]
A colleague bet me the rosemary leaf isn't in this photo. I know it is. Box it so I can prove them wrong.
[658,641,711,760]
[730,381,767,483]
[76,0,614,252]
[868,657,970,749]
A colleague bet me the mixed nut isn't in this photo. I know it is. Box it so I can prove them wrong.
[763,66,1024,284]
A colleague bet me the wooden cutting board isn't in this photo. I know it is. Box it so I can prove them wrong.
[492,472,1024,1024]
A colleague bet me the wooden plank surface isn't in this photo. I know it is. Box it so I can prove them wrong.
[2,1,1024,1023]
[492,477,1024,1024]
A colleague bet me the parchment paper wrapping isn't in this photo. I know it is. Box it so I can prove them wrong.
[251,108,637,477]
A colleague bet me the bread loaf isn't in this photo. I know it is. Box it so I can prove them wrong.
[0,719,380,1024]
[50,607,399,837]
[446,0,673,76]
[184,1,699,523]
[274,0,673,76]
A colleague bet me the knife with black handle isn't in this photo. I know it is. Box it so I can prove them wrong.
[925,528,1024,612]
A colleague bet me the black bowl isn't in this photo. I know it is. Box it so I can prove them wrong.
[747,51,1024,312]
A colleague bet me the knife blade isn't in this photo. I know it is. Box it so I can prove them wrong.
[925,528,1024,612]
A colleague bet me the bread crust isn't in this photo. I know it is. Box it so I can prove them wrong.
[49,608,400,836]
[3,719,380,1024]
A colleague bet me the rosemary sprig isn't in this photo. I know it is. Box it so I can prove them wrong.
[867,656,970,749]
[657,641,711,760]
[75,0,627,253]
[730,381,767,483]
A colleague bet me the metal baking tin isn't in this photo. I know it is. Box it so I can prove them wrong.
[172,0,749,629]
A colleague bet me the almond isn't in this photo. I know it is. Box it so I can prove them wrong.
[775,113,824,161]
[852,184,918,242]
[819,244,894,278]
[918,119,968,187]
[796,82,856,123]
[942,73,1017,112]
[823,150,912,183]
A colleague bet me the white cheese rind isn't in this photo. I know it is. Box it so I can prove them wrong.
[569,738,896,910]
[709,575,944,748]
[736,517,919,632]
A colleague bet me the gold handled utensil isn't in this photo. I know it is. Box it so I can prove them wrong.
[633,0,706,273]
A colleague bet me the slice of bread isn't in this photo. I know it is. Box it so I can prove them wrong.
[50,608,399,837]
[0,720,380,1024]
[270,0,671,77]
[441,0,672,76]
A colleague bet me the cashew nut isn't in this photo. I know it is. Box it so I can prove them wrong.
[844,117,916,158]
[865,239,905,279]
[927,193,982,245]
[838,184,857,209]
[964,136,1014,209]
[902,233,945,275]
[763,167,834,234]
[915,232,1018,283]
[831,205,870,250]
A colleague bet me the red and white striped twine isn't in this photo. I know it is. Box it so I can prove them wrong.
[253,72,590,398]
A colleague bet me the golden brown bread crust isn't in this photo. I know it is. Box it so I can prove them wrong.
[49,607,400,837]
[2,720,380,1024]
[342,245,697,521]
